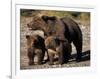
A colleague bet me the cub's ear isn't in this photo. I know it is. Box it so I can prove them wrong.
[49,16,56,20]
[26,35,30,39]
[41,15,49,23]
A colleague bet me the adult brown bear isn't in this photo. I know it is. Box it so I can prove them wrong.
[27,15,82,61]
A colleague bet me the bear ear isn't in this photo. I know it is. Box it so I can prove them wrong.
[41,15,48,23]
[49,16,56,20]
[26,35,30,39]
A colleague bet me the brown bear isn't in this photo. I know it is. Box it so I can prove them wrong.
[27,15,82,61]
[26,35,46,65]
[45,35,71,65]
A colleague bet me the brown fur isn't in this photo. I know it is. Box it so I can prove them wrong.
[45,36,71,65]
[26,35,46,65]
[27,15,82,61]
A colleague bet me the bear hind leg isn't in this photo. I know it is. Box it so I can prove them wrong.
[73,40,82,62]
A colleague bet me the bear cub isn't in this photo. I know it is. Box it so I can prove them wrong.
[45,35,72,65]
[26,35,46,65]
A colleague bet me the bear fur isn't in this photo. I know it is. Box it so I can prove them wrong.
[45,35,71,65]
[26,35,46,65]
[27,15,82,61]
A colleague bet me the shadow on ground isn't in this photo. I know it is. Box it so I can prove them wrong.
[71,50,90,62]
[44,50,90,64]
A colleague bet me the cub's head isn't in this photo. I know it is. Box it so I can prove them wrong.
[26,35,45,49]
[26,35,37,48]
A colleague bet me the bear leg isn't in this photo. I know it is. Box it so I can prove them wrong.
[27,48,34,65]
[73,40,82,62]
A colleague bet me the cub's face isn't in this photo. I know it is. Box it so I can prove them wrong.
[45,36,60,49]
[26,35,45,49]
[26,35,37,49]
